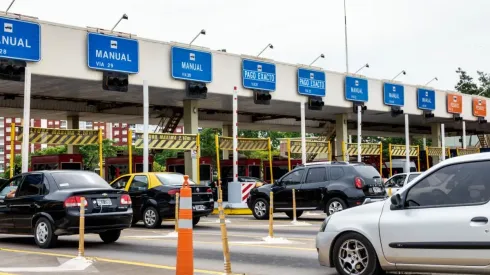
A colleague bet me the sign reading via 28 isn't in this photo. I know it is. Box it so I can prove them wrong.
[417,88,435,110]
[383,83,404,107]
[171,46,212,83]
[345,76,368,102]
[242,59,276,91]
[87,33,139,74]
[0,17,41,62]
[297,68,326,96]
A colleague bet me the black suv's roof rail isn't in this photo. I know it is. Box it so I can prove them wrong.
[297,161,350,167]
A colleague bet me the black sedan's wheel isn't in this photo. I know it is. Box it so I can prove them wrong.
[99,230,121,244]
[285,210,304,219]
[34,217,58,249]
[326,198,347,216]
[143,206,162,228]
[332,232,384,275]
[252,198,269,220]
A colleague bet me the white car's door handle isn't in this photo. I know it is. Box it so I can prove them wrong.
[471,217,488,223]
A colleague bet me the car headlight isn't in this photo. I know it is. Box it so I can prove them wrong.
[319,216,331,232]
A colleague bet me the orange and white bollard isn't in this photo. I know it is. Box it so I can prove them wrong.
[176,175,193,275]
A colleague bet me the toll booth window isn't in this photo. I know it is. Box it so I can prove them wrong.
[61,163,82,170]
[249,166,260,178]
[266,166,289,181]
[44,163,58,170]
[135,164,153,173]
[200,165,211,181]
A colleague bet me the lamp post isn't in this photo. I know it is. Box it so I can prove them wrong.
[392,70,407,81]
[257,43,273,57]
[190,29,206,45]
[5,0,16,13]
[111,14,128,32]
[354,63,369,74]
[344,0,349,73]
[309,54,325,66]
[425,77,438,86]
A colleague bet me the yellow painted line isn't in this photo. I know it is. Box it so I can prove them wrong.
[211,208,252,215]
[0,247,242,275]
[193,232,315,242]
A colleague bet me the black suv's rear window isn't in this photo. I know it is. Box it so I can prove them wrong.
[353,166,381,178]
[51,172,110,189]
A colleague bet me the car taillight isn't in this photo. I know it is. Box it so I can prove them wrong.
[120,194,132,205]
[206,188,212,193]
[354,177,363,189]
[168,189,180,195]
[64,196,88,208]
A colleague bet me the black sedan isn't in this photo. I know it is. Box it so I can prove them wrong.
[0,170,133,248]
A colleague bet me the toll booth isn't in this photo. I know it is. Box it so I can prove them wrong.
[166,156,213,185]
[220,158,262,179]
[31,154,84,171]
[105,155,153,182]
[263,158,302,183]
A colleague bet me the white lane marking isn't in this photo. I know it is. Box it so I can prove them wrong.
[0,257,94,272]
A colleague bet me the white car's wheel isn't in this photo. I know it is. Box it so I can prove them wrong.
[332,232,384,275]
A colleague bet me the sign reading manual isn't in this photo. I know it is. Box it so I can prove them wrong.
[297,68,326,97]
[0,17,41,62]
[87,33,139,74]
[345,76,368,102]
[417,88,435,111]
[171,46,212,83]
[242,59,276,91]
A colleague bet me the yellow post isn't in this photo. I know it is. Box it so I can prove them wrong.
[174,193,179,232]
[328,141,332,161]
[292,189,297,222]
[342,141,346,161]
[389,144,392,177]
[287,139,291,171]
[98,128,103,178]
[379,143,383,176]
[387,187,392,197]
[197,133,201,185]
[215,135,222,201]
[218,188,232,273]
[268,137,274,184]
[426,147,430,170]
[78,197,85,258]
[268,191,274,238]
[9,123,15,178]
[417,145,420,172]
[128,129,133,174]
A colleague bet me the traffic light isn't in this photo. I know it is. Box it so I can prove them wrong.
[186,82,208,99]
[102,71,128,92]
[352,103,367,114]
[478,117,487,124]
[390,106,404,117]
[253,91,272,105]
[0,59,25,82]
[424,111,434,119]
[453,114,462,121]
[308,96,324,111]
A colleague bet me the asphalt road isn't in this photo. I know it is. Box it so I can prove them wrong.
[0,212,334,275]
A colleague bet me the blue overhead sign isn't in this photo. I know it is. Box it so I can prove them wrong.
[297,68,326,97]
[171,46,212,83]
[383,83,404,107]
[242,59,276,91]
[417,88,436,110]
[0,17,40,62]
[87,33,139,74]
[345,76,368,102]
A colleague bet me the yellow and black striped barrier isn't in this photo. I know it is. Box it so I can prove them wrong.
[426,146,451,169]
[456,147,480,156]
[389,144,420,177]
[342,143,383,175]
[134,133,197,150]
[17,127,98,145]
[289,140,330,154]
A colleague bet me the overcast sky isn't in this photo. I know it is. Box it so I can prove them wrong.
[4,0,489,91]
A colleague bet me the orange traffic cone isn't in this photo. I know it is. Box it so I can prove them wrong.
[176,175,193,275]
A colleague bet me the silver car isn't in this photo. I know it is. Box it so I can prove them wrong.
[316,152,490,275]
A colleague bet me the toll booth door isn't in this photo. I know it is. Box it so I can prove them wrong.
[199,165,211,181]
[249,165,261,178]
[60,163,82,170]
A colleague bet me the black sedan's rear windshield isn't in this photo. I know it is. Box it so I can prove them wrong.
[51,172,110,189]
[156,174,196,186]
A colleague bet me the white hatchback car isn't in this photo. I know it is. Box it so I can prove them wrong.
[384,172,422,194]
[316,153,490,275]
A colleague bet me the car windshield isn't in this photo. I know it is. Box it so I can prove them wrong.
[354,166,381,178]
[51,172,110,189]
[155,173,196,186]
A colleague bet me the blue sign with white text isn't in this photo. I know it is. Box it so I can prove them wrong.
[242,59,276,91]
[383,83,404,107]
[87,33,139,74]
[0,17,40,62]
[417,88,436,110]
[297,68,326,96]
[171,46,212,83]
[345,76,368,102]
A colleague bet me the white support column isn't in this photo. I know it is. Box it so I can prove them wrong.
[143,80,149,173]
[232,87,238,183]
[462,121,466,149]
[357,106,361,162]
[301,101,307,164]
[184,100,198,182]
[335,114,348,160]
[423,136,427,150]
[441,123,446,161]
[348,135,352,144]
[404,114,410,173]
[431,123,442,165]
[21,67,31,173]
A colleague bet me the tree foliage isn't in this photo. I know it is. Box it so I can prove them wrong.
[455,67,490,97]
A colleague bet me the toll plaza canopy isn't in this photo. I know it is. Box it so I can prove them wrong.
[0,14,489,137]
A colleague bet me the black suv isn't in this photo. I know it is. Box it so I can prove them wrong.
[246,162,386,219]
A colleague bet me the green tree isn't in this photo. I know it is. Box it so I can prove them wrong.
[455,67,479,94]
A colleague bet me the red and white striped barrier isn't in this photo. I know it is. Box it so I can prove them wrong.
[241,183,256,203]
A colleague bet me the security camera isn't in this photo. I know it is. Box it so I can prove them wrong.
[201,29,206,35]
[402,70,406,75]
[320,54,325,58]
[365,63,370,68]
[122,14,129,20]
[269,44,274,49]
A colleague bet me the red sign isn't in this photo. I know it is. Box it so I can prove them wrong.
[473,98,487,117]
[447,93,462,114]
